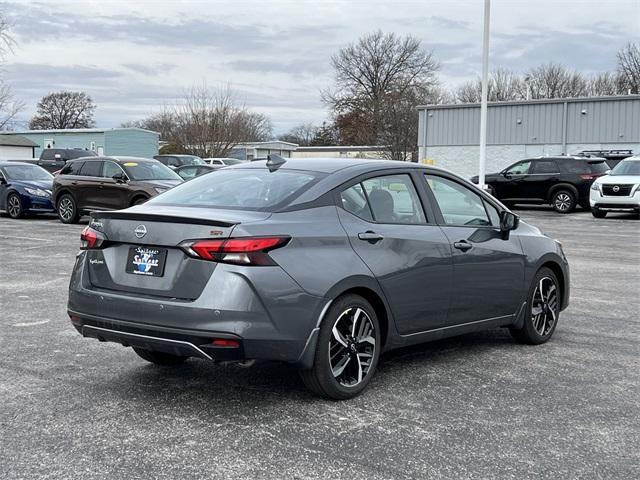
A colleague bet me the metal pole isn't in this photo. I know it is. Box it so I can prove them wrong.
[478,0,491,190]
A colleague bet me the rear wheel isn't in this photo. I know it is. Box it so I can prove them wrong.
[300,294,381,400]
[551,190,576,213]
[132,196,148,206]
[7,193,23,218]
[57,194,80,224]
[591,209,607,218]
[133,347,188,366]
[510,267,560,345]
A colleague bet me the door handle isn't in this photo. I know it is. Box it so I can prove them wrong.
[358,231,384,243]
[71,181,78,185]
[453,241,472,252]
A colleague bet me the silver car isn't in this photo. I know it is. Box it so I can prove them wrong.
[68,157,570,399]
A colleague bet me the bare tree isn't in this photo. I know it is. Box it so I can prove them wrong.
[121,110,178,141]
[278,123,318,146]
[586,72,624,96]
[0,13,24,130]
[324,30,439,159]
[617,42,640,94]
[29,91,96,129]
[455,68,524,103]
[522,63,588,99]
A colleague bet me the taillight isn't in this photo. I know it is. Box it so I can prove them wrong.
[181,236,289,265]
[80,226,106,249]
[580,173,605,180]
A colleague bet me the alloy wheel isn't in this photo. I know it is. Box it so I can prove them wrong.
[531,276,559,336]
[554,193,572,212]
[7,194,21,218]
[328,307,376,387]
[58,197,74,221]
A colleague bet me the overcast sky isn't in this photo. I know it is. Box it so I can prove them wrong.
[3,0,639,133]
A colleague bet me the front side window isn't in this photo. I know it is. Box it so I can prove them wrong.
[425,175,494,227]
[102,161,123,178]
[505,161,531,175]
[361,175,426,224]
[531,160,559,174]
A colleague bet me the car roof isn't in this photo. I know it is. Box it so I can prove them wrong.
[155,154,199,158]
[66,156,157,164]
[0,161,42,167]
[227,157,430,174]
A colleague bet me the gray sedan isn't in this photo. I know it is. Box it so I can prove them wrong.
[67,157,570,399]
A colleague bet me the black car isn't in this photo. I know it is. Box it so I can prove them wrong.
[36,148,98,173]
[174,164,221,180]
[472,156,610,213]
[153,154,205,169]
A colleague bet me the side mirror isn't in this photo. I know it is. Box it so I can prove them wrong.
[500,210,519,233]
[0,177,6,185]
[502,171,512,178]
[112,172,127,183]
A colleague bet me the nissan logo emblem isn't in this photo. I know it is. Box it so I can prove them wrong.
[612,185,620,193]
[134,225,147,239]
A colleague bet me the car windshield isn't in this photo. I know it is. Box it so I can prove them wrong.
[181,156,205,166]
[2,164,53,181]
[610,160,640,176]
[149,168,322,210]
[122,161,181,181]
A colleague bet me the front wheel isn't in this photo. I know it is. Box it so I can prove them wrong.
[7,193,23,218]
[510,267,561,345]
[299,294,381,400]
[551,190,576,213]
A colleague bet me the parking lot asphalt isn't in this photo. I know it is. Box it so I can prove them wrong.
[0,209,638,480]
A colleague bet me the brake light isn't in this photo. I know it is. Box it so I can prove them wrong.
[580,173,604,180]
[211,338,240,348]
[181,236,289,265]
[80,226,105,249]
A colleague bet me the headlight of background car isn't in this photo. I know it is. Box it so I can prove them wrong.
[590,183,601,192]
[24,187,50,197]
[154,187,168,194]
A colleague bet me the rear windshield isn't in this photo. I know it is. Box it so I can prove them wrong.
[610,160,640,176]
[122,161,182,181]
[181,156,205,166]
[2,164,53,181]
[148,168,322,210]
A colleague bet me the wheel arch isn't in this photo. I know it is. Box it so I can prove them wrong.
[129,193,150,207]
[547,183,578,203]
[54,188,75,206]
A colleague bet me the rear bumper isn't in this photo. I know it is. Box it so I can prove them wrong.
[68,251,326,365]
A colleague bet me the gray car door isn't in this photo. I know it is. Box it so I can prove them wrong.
[336,172,453,335]
[423,174,526,325]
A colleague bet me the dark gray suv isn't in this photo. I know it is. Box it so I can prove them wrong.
[68,157,570,399]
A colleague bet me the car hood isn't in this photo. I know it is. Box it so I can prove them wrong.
[595,174,640,184]
[11,179,53,191]
[131,179,183,189]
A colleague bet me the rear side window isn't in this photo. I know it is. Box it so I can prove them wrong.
[424,175,493,227]
[531,160,559,174]
[588,161,609,174]
[148,168,321,211]
[61,161,84,175]
[40,149,57,160]
[361,175,426,224]
[79,161,103,177]
[559,159,590,174]
[340,184,373,221]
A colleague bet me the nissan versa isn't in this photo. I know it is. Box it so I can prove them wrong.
[68,157,570,399]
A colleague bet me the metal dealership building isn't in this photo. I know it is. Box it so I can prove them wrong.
[417,95,640,177]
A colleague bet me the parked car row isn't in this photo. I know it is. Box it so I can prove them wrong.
[471,155,639,218]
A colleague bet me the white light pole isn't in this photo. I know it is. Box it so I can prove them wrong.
[478,0,491,190]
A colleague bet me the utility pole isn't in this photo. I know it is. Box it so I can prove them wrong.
[478,0,491,190]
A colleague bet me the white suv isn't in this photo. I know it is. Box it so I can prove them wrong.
[590,156,640,218]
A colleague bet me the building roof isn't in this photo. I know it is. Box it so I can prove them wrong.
[0,134,38,147]
[1,127,159,135]
[418,94,640,110]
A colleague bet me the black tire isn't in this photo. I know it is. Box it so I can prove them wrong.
[57,193,80,224]
[510,267,561,345]
[551,189,576,213]
[6,192,23,219]
[591,209,607,218]
[133,347,188,366]
[299,294,381,400]
[132,197,148,206]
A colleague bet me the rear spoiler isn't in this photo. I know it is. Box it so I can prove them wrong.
[91,211,236,227]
